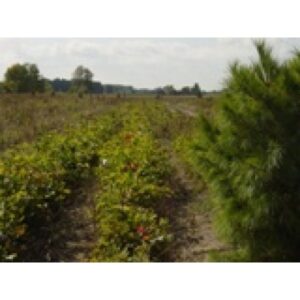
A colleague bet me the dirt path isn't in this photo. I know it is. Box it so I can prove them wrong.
[45,179,98,262]
[166,103,198,118]
[162,101,227,262]
[168,153,226,261]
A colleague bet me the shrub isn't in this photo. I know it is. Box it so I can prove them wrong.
[92,205,170,262]
[91,104,173,262]
[0,109,123,261]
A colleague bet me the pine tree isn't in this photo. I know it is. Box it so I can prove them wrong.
[194,40,300,261]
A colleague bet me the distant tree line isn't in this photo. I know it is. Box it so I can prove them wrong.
[50,78,135,94]
[155,83,202,97]
[0,63,206,97]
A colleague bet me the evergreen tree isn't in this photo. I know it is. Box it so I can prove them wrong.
[194,40,300,261]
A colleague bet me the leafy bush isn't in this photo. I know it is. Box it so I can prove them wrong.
[92,205,170,262]
[0,108,123,261]
[91,104,173,262]
[0,149,68,260]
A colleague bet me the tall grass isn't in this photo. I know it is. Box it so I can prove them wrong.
[0,93,123,152]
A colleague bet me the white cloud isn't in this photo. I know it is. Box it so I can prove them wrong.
[1,38,300,90]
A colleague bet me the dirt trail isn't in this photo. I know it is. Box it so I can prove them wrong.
[168,153,226,261]
[163,101,227,262]
[45,179,98,262]
[166,103,198,118]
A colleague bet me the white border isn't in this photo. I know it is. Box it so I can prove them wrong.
[0,0,299,37]
[0,263,299,300]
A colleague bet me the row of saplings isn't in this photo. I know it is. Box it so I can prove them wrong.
[0,102,173,261]
[193,41,300,261]
[0,107,124,261]
[91,106,173,261]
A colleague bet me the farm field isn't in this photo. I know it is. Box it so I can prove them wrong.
[0,93,223,262]
[2,40,300,263]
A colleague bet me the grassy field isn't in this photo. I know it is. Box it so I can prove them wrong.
[0,93,126,152]
[0,93,222,262]
[0,93,215,152]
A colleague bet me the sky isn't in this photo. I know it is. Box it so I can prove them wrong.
[1,38,300,91]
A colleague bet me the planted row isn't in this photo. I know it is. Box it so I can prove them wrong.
[0,108,125,261]
[91,105,173,261]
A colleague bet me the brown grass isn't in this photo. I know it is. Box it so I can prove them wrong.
[0,93,124,152]
[0,93,217,152]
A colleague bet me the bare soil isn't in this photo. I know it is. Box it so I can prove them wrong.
[168,154,226,262]
[48,179,99,262]
[164,100,227,262]
[20,179,99,262]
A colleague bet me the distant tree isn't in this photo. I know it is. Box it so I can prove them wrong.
[70,65,94,94]
[51,78,71,92]
[43,79,54,93]
[25,64,44,94]
[3,63,45,94]
[91,81,104,94]
[3,64,29,92]
[103,84,113,94]
[154,87,165,95]
[181,86,191,95]
[153,87,164,99]
[102,84,134,94]
[163,85,177,95]
[127,86,135,94]
[191,82,202,98]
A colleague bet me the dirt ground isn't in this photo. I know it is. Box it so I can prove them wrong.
[165,98,227,262]
[166,151,226,262]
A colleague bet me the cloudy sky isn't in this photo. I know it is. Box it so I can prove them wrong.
[1,38,300,90]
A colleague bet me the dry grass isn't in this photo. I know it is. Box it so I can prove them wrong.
[0,93,124,152]
[0,93,217,152]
